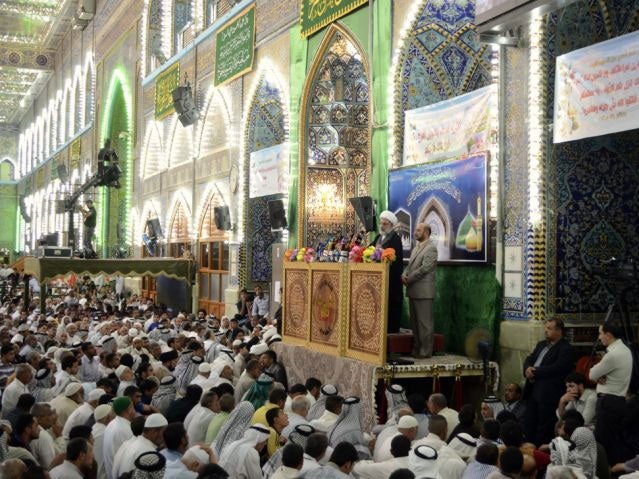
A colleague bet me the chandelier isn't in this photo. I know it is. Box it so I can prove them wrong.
[308,182,344,223]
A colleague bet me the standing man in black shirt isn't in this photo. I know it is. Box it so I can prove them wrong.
[81,199,97,256]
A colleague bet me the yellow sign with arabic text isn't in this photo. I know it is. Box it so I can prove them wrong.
[155,62,180,120]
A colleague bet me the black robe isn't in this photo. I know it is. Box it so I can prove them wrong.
[371,230,404,333]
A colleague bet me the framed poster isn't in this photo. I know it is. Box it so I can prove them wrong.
[389,153,488,263]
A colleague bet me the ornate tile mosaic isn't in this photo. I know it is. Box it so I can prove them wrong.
[393,0,492,164]
[303,29,371,247]
[245,77,286,283]
[545,0,639,318]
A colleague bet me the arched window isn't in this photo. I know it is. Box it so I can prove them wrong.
[146,0,164,73]
[244,76,286,284]
[0,159,15,181]
[174,0,193,53]
[301,25,371,247]
[167,201,190,257]
[198,190,228,316]
[205,0,216,26]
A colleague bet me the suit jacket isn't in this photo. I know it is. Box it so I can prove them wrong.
[404,240,438,299]
[371,231,404,303]
[522,338,574,403]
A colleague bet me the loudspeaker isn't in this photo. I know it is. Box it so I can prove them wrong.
[19,195,31,223]
[146,218,163,239]
[213,206,232,230]
[45,232,59,246]
[349,196,376,232]
[172,86,200,127]
[267,200,287,231]
[57,164,69,183]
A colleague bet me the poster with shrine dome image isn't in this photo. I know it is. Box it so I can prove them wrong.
[389,153,488,264]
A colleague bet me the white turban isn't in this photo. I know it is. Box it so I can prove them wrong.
[380,210,398,225]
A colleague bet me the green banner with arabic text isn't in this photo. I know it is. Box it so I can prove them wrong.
[300,0,368,38]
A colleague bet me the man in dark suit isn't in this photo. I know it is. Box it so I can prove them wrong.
[402,223,437,358]
[522,318,574,446]
[371,210,404,333]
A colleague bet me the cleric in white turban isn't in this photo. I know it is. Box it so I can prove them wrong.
[371,210,404,333]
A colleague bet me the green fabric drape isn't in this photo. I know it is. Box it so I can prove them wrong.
[432,265,502,356]
[287,25,308,247]
[371,0,392,213]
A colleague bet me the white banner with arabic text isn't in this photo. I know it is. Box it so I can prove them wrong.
[554,30,639,143]
[403,85,494,165]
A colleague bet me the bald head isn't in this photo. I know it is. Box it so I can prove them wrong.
[415,223,431,242]
[0,459,27,479]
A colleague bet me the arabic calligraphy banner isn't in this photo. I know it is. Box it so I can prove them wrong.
[249,143,289,198]
[155,62,180,120]
[403,86,494,165]
[554,30,639,143]
[300,0,368,38]
[214,5,255,86]
[389,153,488,264]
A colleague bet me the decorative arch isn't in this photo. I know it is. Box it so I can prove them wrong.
[242,64,288,284]
[167,192,192,246]
[167,115,193,168]
[73,66,83,132]
[196,186,226,240]
[419,196,452,260]
[64,80,74,142]
[84,54,95,124]
[56,94,65,146]
[197,88,231,158]
[298,23,372,248]
[173,0,193,53]
[100,69,134,254]
[144,0,164,75]
[48,100,57,153]
[0,158,16,181]
[141,120,164,178]
[390,0,492,166]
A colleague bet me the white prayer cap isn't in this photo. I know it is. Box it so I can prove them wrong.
[145,413,168,428]
[198,363,211,374]
[184,446,209,465]
[263,327,277,341]
[232,339,242,347]
[65,382,83,397]
[380,210,398,225]
[250,343,268,356]
[89,388,106,402]
[10,334,23,344]
[115,365,129,378]
[128,328,138,338]
[398,415,419,429]
[94,404,112,421]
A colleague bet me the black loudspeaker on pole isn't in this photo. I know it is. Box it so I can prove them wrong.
[171,86,200,127]
[267,200,287,231]
[349,196,376,232]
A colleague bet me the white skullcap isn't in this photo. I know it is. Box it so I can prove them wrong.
[115,365,129,378]
[65,382,83,397]
[88,388,106,402]
[232,339,242,347]
[145,413,168,428]
[250,343,268,356]
[184,445,209,465]
[398,415,419,429]
[128,328,138,338]
[10,334,23,344]
[198,363,211,374]
[94,404,112,421]
[380,210,398,225]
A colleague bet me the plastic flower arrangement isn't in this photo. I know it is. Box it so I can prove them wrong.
[381,248,396,263]
[296,248,306,262]
[303,248,315,263]
[349,245,364,263]
[362,246,376,263]
[284,249,294,261]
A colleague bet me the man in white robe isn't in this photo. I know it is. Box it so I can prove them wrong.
[112,413,167,478]
[102,396,135,479]
[186,391,220,446]
[218,423,271,478]
[91,404,113,479]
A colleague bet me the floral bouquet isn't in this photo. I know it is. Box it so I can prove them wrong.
[303,248,315,263]
[284,249,294,261]
[381,248,396,263]
[362,246,376,263]
[349,245,364,263]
